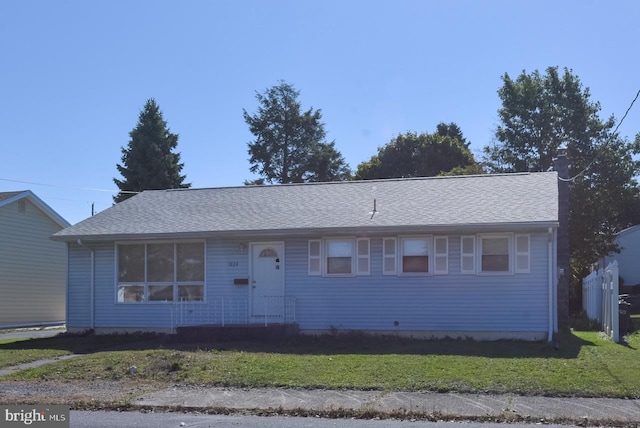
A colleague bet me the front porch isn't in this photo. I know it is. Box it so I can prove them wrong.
[171,296,296,329]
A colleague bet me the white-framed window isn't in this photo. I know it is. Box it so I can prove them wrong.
[434,236,448,275]
[515,234,531,273]
[307,238,370,277]
[382,237,397,275]
[460,236,476,274]
[478,234,512,274]
[400,236,431,275]
[116,241,205,303]
[325,238,354,276]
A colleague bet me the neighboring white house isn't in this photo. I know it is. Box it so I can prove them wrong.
[0,190,70,328]
[604,225,640,288]
[53,172,565,341]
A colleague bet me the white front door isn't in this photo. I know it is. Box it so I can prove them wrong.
[250,242,284,317]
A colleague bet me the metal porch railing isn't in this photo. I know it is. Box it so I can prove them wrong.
[171,296,296,328]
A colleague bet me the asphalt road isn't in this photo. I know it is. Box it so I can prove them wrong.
[70,411,575,428]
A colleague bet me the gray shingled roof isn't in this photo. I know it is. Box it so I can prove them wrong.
[1,190,70,228]
[0,191,25,203]
[52,172,559,241]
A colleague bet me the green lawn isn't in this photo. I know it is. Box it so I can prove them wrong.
[2,329,640,398]
[0,337,71,368]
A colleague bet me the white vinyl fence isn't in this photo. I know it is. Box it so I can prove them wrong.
[582,260,620,342]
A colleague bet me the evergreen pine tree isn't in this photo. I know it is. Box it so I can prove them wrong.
[114,99,189,202]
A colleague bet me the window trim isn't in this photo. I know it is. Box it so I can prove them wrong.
[115,241,206,304]
[307,237,371,277]
[399,235,432,276]
[323,237,356,277]
[477,233,514,275]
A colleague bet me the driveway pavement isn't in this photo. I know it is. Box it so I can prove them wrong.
[0,326,65,341]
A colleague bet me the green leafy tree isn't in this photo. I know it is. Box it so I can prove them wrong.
[244,81,350,184]
[114,98,189,202]
[483,66,640,311]
[355,123,480,180]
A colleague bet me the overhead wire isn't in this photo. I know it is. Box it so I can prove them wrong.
[0,177,140,194]
[559,89,640,182]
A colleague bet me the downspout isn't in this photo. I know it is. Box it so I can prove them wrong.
[547,227,554,342]
[553,229,558,333]
[77,239,95,330]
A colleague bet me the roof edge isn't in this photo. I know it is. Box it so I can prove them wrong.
[161,171,558,193]
[52,221,559,243]
[0,190,70,228]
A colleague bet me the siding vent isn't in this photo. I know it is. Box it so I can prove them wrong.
[18,200,26,213]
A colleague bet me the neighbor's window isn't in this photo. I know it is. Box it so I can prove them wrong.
[401,236,430,274]
[117,242,205,303]
[480,235,510,273]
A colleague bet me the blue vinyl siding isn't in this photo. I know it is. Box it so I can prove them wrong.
[66,231,551,334]
[286,233,550,333]
[66,243,91,329]
[68,239,253,330]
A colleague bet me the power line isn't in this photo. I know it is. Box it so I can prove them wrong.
[559,89,640,182]
[0,177,139,194]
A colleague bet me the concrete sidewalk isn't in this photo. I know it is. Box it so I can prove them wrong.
[136,386,640,423]
[0,354,81,377]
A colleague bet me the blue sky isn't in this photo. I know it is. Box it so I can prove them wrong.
[1,1,639,225]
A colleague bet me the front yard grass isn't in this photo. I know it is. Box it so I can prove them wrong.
[2,328,640,398]
[0,337,71,368]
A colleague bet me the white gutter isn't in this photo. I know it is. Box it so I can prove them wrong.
[547,227,554,342]
[553,230,559,333]
[77,239,95,329]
